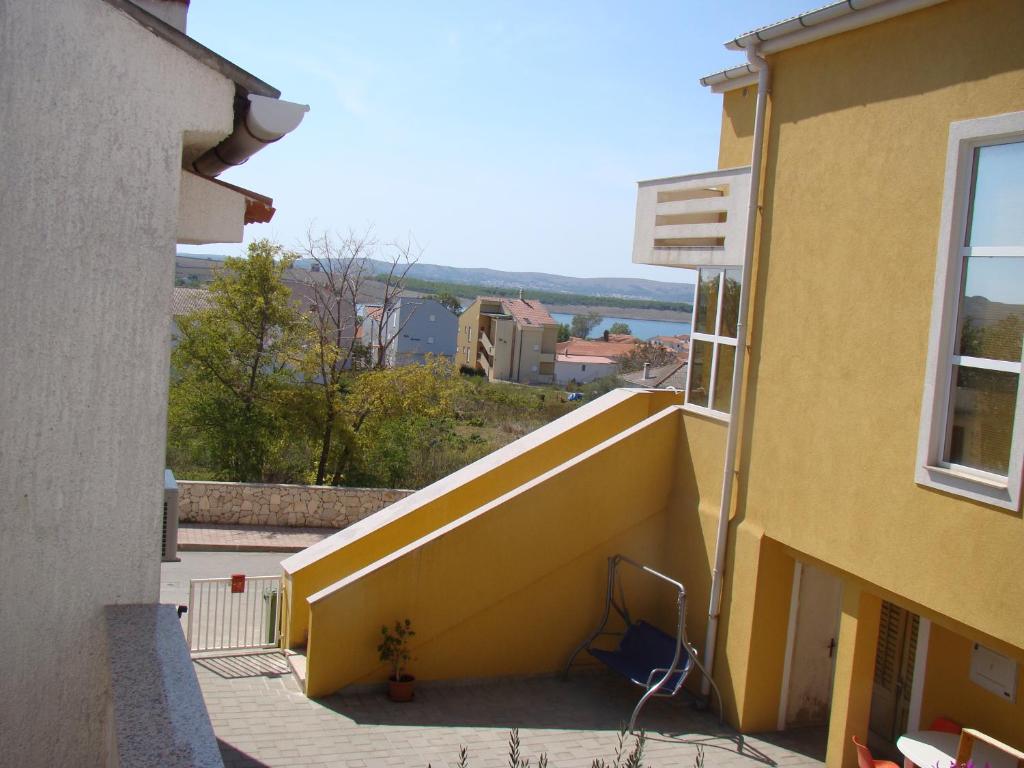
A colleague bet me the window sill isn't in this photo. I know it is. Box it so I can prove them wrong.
[681,402,730,424]
[916,464,1019,511]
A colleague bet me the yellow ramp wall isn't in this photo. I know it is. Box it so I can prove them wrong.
[281,389,681,648]
[304,406,687,697]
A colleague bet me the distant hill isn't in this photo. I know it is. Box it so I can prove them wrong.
[177,252,694,307]
[293,258,695,304]
[378,261,694,304]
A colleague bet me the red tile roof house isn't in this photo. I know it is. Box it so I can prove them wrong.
[0,0,307,764]
[458,297,560,383]
[555,336,641,384]
[650,334,690,355]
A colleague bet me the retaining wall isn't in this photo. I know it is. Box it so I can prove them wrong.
[178,481,412,529]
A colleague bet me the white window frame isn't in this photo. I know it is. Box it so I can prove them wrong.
[684,269,738,423]
[916,110,1024,511]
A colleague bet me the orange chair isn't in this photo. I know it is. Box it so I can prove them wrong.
[853,736,901,768]
[929,716,962,734]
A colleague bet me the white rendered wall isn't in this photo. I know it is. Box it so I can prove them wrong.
[0,1,234,764]
[555,359,617,384]
[177,171,246,245]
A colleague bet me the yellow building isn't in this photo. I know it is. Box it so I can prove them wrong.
[282,3,1023,767]
[457,296,558,383]
[631,0,1024,761]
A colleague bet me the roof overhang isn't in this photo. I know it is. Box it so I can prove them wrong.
[102,0,279,97]
[208,177,276,224]
[701,0,949,92]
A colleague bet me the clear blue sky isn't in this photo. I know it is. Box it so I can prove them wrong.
[180,1,812,284]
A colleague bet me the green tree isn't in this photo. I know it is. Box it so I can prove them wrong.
[428,291,464,317]
[339,356,461,487]
[618,341,678,373]
[570,311,603,339]
[557,323,571,342]
[293,229,374,484]
[169,240,308,482]
[608,322,632,335]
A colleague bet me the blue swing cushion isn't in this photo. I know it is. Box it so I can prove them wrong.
[588,620,691,691]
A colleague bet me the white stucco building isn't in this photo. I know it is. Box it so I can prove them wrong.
[554,352,620,384]
[0,1,306,764]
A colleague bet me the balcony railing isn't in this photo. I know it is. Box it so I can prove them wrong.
[479,331,495,357]
[632,166,750,270]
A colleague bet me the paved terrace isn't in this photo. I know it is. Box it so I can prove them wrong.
[196,652,826,768]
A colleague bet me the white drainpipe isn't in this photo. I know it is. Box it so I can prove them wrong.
[701,44,771,698]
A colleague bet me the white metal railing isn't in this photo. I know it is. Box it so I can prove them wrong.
[632,166,751,270]
[186,575,282,654]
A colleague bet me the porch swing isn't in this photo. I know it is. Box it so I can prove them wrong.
[563,554,722,731]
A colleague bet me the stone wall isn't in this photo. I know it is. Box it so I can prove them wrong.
[178,481,413,529]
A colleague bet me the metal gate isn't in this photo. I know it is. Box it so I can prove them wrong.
[186,575,282,654]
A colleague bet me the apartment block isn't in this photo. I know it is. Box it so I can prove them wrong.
[458,297,558,384]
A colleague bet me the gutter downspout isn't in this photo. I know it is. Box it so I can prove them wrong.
[192,94,309,178]
[701,44,771,699]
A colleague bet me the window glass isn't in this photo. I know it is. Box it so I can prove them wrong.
[946,366,1018,475]
[956,257,1024,361]
[713,345,736,413]
[688,340,713,408]
[694,269,721,334]
[966,141,1024,247]
[720,269,742,338]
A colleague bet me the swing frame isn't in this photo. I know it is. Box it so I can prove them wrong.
[563,554,720,731]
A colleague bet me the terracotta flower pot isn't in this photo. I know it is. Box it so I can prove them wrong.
[387,674,415,702]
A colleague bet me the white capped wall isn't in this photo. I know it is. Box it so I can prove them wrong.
[555,359,618,385]
[0,0,234,763]
[177,171,246,245]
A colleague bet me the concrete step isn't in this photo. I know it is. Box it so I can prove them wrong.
[285,648,307,690]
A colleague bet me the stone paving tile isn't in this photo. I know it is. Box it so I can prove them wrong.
[178,523,338,552]
[196,652,826,768]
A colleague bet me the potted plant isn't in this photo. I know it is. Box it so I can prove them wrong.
[378,618,415,701]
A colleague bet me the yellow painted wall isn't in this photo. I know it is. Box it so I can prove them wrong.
[457,300,483,370]
[825,585,882,768]
[736,0,1024,658]
[718,86,756,170]
[491,316,514,381]
[512,325,545,383]
[305,406,685,696]
[283,389,682,648]
[921,622,1024,749]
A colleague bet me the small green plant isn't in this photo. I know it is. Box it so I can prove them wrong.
[377,619,415,681]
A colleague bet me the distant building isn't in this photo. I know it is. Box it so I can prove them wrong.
[554,335,640,384]
[364,297,458,367]
[650,334,690,355]
[169,285,215,347]
[554,353,618,384]
[458,297,557,384]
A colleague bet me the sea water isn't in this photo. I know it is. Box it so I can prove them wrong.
[549,313,691,341]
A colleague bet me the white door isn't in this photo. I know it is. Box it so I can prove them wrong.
[784,563,843,727]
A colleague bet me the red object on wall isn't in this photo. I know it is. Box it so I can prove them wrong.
[231,574,246,593]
